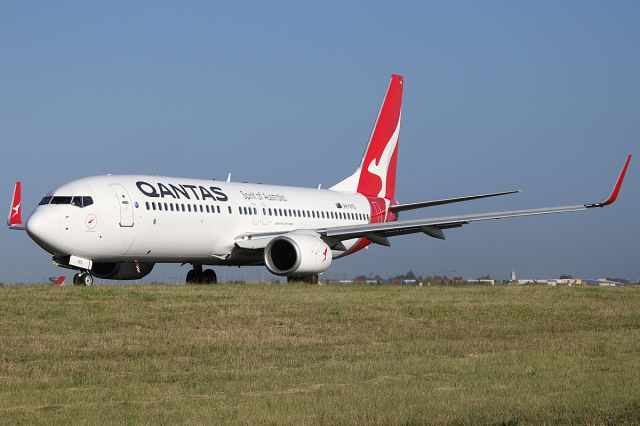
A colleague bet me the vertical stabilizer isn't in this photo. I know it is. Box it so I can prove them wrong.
[8,181,23,227]
[330,74,403,200]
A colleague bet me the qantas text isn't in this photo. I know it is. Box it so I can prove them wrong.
[136,181,228,202]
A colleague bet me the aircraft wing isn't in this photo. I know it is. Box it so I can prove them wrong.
[235,155,631,249]
[319,154,631,246]
[317,204,587,246]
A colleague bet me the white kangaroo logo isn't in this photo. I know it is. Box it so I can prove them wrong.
[367,116,401,198]
[11,202,20,218]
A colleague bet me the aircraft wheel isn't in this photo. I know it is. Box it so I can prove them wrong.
[186,270,203,284]
[73,273,82,285]
[287,275,318,284]
[79,272,93,286]
[202,269,217,285]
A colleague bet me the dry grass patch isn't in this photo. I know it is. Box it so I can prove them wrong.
[0,284,639,424]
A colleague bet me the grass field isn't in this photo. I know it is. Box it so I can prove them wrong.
[1,284,639,425]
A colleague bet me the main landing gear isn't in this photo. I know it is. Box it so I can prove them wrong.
[72,272,94,286]
[287,275,319,284]
[186,264,217,285]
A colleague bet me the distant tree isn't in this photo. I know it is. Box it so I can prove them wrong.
[606,277,629,284]
[405,271,416,280]
[559,274,573,279]
[478,275,492,280]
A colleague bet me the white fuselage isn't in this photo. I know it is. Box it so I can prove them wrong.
[26,175,373,265]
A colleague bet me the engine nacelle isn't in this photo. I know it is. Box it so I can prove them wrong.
[91,262,154,280]
[264,233,332,277]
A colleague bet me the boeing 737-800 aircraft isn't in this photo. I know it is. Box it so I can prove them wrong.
[7,75,631,285]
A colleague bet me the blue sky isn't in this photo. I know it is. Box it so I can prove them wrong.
[1,1,638,283]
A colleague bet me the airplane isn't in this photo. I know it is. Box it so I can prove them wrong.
[48,276,66,286]
[7,74,632,286]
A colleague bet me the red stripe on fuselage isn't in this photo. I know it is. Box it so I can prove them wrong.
[347,196,398,255]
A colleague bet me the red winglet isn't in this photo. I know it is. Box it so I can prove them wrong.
[8,181,22,226]
[55,276,66,286]
[586,155,631,208]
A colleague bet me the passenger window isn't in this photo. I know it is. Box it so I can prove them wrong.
[228,206,232,214]
[217,206,221,213]
[145,202,150,210]
[152,202,156,210]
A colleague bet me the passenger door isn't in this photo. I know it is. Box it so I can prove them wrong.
[110,183,134,227]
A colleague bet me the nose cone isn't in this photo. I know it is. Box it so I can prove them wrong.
[26,210,63,255]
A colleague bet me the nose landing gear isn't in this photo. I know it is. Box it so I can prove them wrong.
[72,272,94,286]
[186,264,217,284]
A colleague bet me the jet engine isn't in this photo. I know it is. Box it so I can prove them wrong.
[264,233,332,277]
[91,262,155,280]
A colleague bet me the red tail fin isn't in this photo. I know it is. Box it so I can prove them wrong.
[8,181,22,226]
[331,74,403,200]
[51,276,66,286]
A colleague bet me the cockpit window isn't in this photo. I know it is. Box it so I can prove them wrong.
[50,196,73,205]
[47,195,94,208]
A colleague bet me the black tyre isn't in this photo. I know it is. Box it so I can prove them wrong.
[186,269,203,284]
[80,272,93,286]
[202,269,217,285]
[287,275,318,284]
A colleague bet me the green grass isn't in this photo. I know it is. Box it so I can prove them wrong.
[1,284,639,425]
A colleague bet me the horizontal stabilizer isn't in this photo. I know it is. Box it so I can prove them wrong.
[390,190,520,212]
